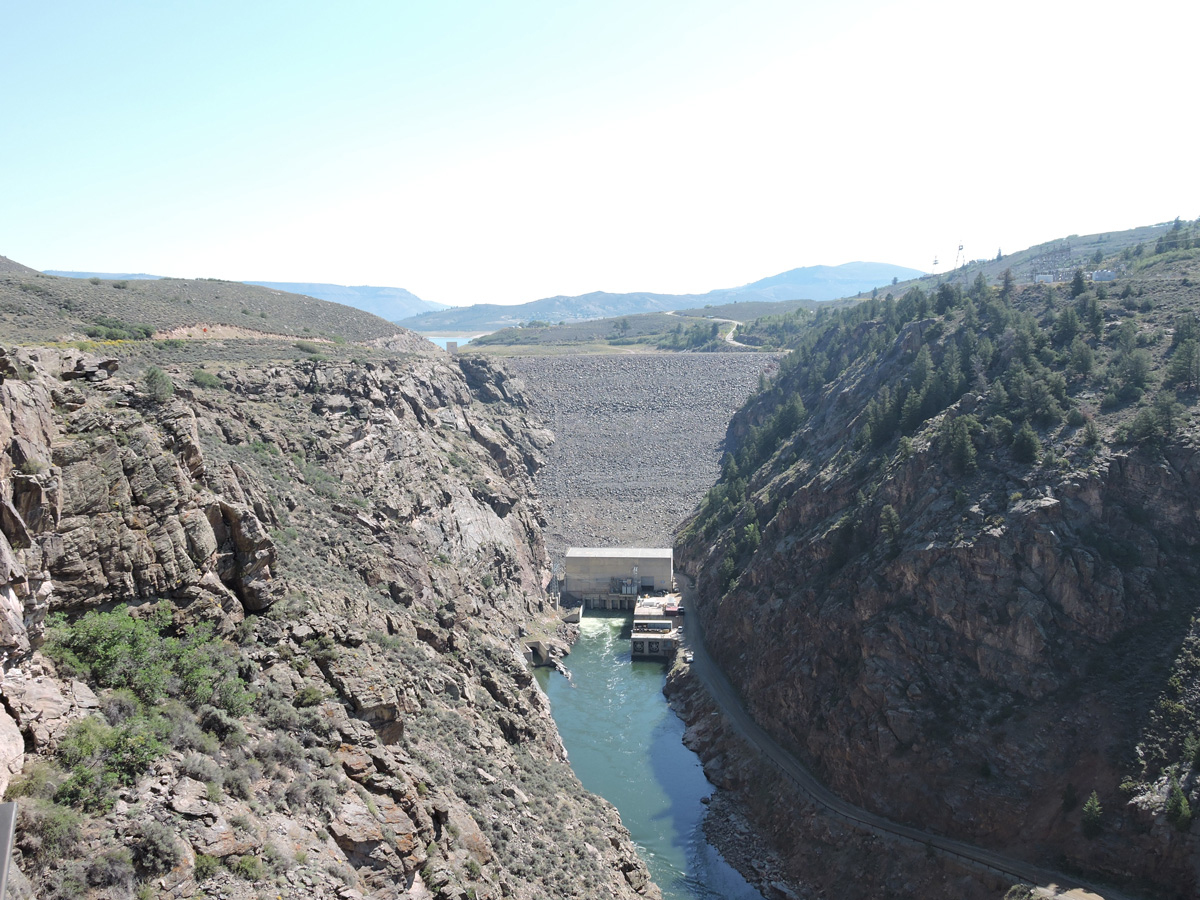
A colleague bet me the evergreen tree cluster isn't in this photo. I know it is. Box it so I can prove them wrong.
[689,252,1200,602]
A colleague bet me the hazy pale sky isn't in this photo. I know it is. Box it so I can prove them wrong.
[3,1,1195,306]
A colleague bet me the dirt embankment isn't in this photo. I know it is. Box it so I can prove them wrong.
[503,354,779,565]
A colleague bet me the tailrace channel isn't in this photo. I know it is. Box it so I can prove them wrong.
[534,613,765,900]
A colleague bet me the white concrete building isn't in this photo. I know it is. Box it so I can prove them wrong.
[562,547,673,608]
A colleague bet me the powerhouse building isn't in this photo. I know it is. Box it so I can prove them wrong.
[562,547,673,608]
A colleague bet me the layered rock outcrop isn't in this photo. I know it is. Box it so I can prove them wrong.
[0,344,658,900]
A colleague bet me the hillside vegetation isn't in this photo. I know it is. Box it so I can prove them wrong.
[0,269,407,344]
[679,218,1200,897]
[468,300,827,355]
[398,262,921,333]
[0,263,659,899]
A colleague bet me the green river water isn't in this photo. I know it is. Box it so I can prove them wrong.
[533,613,765,900]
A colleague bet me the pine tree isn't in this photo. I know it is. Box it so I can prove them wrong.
[1082,790,1103,837]
[1000,268,1015,300]
[880,504,901,554]
[949,419,978,474]
[1167,775,1192,831]
[1012,421,1041,464]
[1071,268,1088,298]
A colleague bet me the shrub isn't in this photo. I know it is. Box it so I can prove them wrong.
[229,854,266,881]
[224,768,252,800]
[258,732,305,768]
[15,799,81,866]
[310,779,340,812]
[262,698,300,731]
[83,315,153,340]
[5,762,61,800]
[194,853,221,881]
[294,686,325,708]
[294,340,321,354]
[135,820,184,874]
[45,605,250,715]
[86,848,135,891]
[101,689,141,725]
[143,366,175,402]
[55,715,166,810]
[285,778,311,810]
[44,861,88,900]
[198,704,235,737]
[181,752,223,785]
[191,369,222,389]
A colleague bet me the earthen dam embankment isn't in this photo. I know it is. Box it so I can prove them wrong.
[502,353,779,565]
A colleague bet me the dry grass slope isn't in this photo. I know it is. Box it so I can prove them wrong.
[0,266,405,343]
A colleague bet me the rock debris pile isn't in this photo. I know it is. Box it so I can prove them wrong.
[504,354,778,564]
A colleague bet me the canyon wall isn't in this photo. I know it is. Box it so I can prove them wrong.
[0,343,658,900]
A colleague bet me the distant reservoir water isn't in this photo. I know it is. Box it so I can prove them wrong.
[533,614,765,900]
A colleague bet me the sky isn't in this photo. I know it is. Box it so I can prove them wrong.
[2,0,1196,307]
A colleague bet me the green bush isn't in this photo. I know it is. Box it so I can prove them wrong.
[294,340,321,354]
[194,853,221,881]
[191,369,222,389]
[84,316,152,340]
[229,854,266,881]
[54,714,168,810]
[294,686,325,708]
[143,365,175,402]
[135,820,183,874]
[45,605,250,715]
[15,799,81,866]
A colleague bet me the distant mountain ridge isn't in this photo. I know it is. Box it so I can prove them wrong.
[398,261,924,332]
[243,282,445,321]
[45,272,443,321]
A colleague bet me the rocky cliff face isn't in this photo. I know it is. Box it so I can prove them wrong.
[0,343,657,900]
[678,275,1200,897]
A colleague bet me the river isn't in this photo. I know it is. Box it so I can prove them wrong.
[533,613,765,900]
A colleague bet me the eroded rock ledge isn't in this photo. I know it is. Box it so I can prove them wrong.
[0,345,659,900]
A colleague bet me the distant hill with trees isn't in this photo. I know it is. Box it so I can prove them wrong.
[397,261,925,332]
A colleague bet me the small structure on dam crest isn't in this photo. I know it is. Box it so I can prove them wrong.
[562,547,674,609]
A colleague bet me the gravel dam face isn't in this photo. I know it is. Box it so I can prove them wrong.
[503,354,779,564]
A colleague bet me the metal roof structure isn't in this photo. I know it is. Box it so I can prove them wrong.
[564,547,672,559]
